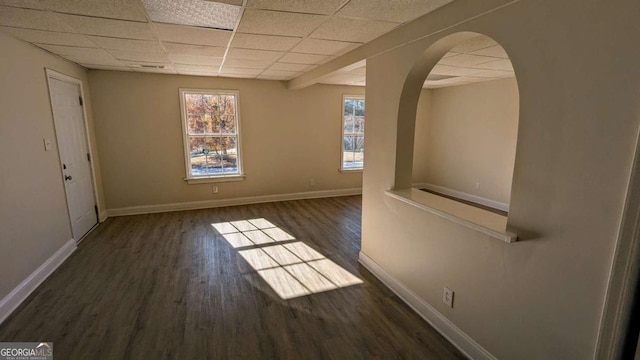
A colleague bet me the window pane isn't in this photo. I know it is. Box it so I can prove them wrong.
[220,136,238,173]
[185,94,203,116]
[344,99,354,116]
[343,116,354,133]
[354,116,365,133]
[187,114,205,134]
[219,115,236,134]
[190,137,220,176]
[354,100,365,116]
[221,95,236,115]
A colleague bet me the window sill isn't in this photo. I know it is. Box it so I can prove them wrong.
[185,175,246,184]
[339,168,363,173]
[385,188,517,243]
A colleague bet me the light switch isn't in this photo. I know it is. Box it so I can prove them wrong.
[43,138,53,151]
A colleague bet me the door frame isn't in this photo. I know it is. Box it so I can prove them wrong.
[45,68,101,240]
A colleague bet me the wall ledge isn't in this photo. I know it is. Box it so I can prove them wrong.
[0,239,77,325]
[386,188,517,243]
[359,252,497,360]
[412,182,509,212]
[107,188,362,217]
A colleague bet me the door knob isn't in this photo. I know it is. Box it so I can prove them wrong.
[65,175,72,181]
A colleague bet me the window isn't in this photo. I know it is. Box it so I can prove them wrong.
[180,89,243,181]
[341,95,365,171]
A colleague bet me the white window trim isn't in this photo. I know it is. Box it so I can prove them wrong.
[179,88,245,183]
[340,94,365,172]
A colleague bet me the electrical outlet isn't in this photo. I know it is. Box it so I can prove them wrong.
[443,287,454,308]
[212,185,219,194]
[309,178,315,186]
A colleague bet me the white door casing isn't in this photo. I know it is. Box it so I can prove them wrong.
[47,73,97,241]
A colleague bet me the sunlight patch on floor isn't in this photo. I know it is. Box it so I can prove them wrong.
[212,218,363,300]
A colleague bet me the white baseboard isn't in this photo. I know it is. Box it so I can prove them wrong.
[107,188,362,217]
[359,252,496,360]
[413,182,509,212]
[0,239,77,325]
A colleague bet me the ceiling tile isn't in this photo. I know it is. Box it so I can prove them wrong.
[279,52,332,65]
[45,0,148,22]
[220,67,263,75]
[227,48,284,62]
[141,0,241,30]
[451,35,498,53]
[64,52,123,67]
[237,9,326,37]
[163,43,225,57]
[257,75,288,80]
[470,45,509,59]
[0,0,45,10]
[220,73,257,79]
[230,33,301,51]
[246,0,346,15]
[83,64,131,71]
[430,64,481,76]
[260,69,299,78]
[36,44,99,56]
[224,58,273,69]
[154,23,232,46]
[106,49,169,63]
[169,54,223,66]
[346,66,366,76]
[291,38,360,56]
[175,64,220,72]
[269,62,313,72]
[0,27,95,47]
[0,6,72,32]
[309,16,397,43]
[58,14,156,40]
[87,36,164,53]
[211,0,243,5]
[177,70,219,77]
[337,0,452,23]
[438,54,497,67]
[132,67,178,74]
[470,59,514,71]
[468,70,514,78]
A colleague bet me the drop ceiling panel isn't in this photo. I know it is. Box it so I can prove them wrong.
[154,23,232,46]
[227,48,284,62]
[83,64,130,71]
[451,36,498,53]
[470,45,509,58]
[291,38,360,56]
[469,70,514,78]
[163,43,226,57]
[279,52,332,65]
[36,44,100,57]
[260,69,300,78]
[237,9,326,37]
[246,0,346,15]
[45,0,148,22]
[337,0,453,23]
[269,62,313,72]
[214,0,243,5]
[106,49,169,63]
[141,0,241,30]
[169,54,223,66]
[257,75,288,80]
[133,67,178,74]
[230,33,301,51]
[0,27,95,47]
[87,36,165,53]
[471,59,514,71]
[439,54,497,67]
[64,52,123,67]
[178,70,219,76]
[220,67,264,76]
[224,58,273,69]
[175,64,220,72]
[58,14,156,40]
[309,17,397,43]
[0,7,72,32]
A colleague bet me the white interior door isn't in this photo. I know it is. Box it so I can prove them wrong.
[49,76,97,241]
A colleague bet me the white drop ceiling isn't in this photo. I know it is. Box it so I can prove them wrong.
[0,0,514,88]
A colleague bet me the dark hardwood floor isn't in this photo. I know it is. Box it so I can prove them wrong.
[0,196,466,359]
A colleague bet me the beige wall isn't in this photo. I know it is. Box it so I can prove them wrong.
[362,0,640,359]
[0,32,103,300]
[87,71,363,210]
[413,78,519,204]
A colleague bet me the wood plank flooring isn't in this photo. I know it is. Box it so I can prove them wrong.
[0,196,466,359]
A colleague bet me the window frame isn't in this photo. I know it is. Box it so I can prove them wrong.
[179,88,245,183]
[340,94,365,172]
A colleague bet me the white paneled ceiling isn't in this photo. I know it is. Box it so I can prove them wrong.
[325,35,515,88]
[0,0,512,88]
